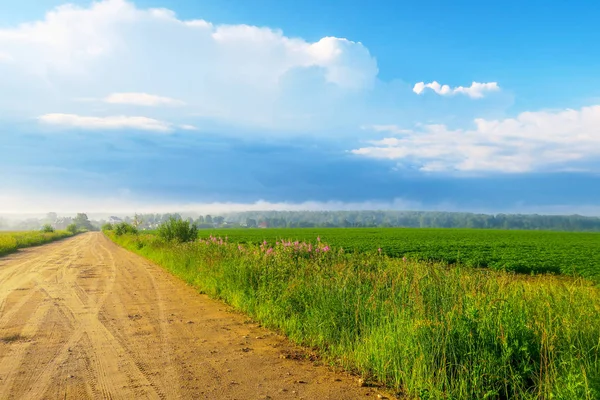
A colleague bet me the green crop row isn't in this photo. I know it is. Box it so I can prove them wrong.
[194,228,600,280]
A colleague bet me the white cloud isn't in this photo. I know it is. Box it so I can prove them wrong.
[362,124,414,134]
[104,92,185,106]
[352,105,600,173]
[38,113,174,132]
[0,0,378,129]
[413,81,500,98]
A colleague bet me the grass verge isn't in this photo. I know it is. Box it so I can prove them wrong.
[0,230,74,256]
[108,232,600,399]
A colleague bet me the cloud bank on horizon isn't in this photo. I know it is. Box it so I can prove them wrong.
[0,0,599,214]
[412,81,500,98]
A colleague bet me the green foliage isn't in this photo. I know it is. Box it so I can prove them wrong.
[222,210,600,231]
[66,223,78,234]
[198,228,600,281]
[101,223,113,231]
[157,217,198,243]
[114,222,138,236]
[110,232,600,399]
[74,213,94,231]
[41,224,55,233]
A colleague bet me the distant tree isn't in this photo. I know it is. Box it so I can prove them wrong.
[101,223,113,231]
[74,213,94,231]
[46,212,58,223]
[41,224,55,233]
[214,216,225,225]
[66,223,78,234]
[132,213,143,228]
[205,215,213,224]
[246,218,257,228]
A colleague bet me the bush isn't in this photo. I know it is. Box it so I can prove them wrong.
[101,223,113,231]
[157,217,198,242]
[41,224,55,233]
[114,222,138,236]
[66,223,78,234]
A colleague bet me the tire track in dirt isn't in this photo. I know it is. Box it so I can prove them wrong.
[0,232,389,399]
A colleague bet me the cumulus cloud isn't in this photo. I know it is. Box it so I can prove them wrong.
[413,81,500,98]
[352,105,600,173]
[0,0,378,129]
[104,92,185,106]
[38,113,175,132]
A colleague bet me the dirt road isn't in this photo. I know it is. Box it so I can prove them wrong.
[0,232,383,399]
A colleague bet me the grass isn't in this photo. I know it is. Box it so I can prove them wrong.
[0,230,74,256]
[109,232,600,399]
[195,228,600,281]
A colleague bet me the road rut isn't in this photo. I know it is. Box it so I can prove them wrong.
[0,232,380,399]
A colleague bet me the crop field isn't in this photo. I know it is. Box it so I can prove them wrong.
[109,227,600,399]
[198,228,600,280]
[0,230,74,256]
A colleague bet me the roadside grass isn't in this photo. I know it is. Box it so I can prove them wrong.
[0,231,74,256]
[109,232,600,399]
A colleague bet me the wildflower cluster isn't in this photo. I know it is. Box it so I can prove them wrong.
[197,234,338,259]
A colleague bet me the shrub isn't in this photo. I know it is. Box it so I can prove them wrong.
[114,222,138,236]
[41,224,55,233]
[101,223,113,231]
[66,223,78,234]
[157,217,198,242]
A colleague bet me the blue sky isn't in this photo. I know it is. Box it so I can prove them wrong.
[1,0,599,215]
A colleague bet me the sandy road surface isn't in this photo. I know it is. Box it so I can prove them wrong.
[0,232,383,399]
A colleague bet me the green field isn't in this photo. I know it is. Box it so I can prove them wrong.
[108,227,600,400]
[197,228,600,280]
[0,230,74,256]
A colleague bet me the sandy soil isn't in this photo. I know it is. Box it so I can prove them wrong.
[0,232,388,399]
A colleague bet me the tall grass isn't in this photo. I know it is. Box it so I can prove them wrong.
[110,233,600,399]
[0,230,74,256]
[0,234,18,256]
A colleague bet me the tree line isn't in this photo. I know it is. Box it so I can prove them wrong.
[120,210,600,232]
